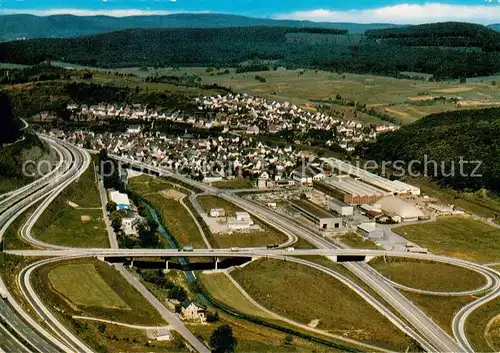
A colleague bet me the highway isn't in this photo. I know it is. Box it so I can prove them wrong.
[0,136,90,353]
[1,143,498,353]
[109,155,500,352]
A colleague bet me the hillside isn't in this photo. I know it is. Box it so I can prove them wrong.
[366,22,500,51]
[362,108,500,192]
[0,92,22,145]
[0,13,401,39]
[1,24,500,79]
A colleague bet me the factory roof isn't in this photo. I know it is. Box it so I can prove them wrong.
[377,197,424,220]
[323,176,388,197]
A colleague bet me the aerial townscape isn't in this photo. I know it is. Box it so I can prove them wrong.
[1,2,500,353]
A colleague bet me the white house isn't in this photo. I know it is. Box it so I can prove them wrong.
[181,300,206,322]
[122,217,140,236]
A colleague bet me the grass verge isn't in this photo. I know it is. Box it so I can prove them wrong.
[393,216,500,263]
[231,258,415,351]
[369,257,486,292]
[338,232,380,249]
[32,164,109,247]
[212,178,255,190]
[465,298,500,352]
[32,258,165,326]
[403,293,474,335]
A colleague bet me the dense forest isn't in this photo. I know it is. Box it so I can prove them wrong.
[1,23,500,79]
[366,22,500,51]
[0,13,399,39]
[0,92,22,145]
[361,108,500,192]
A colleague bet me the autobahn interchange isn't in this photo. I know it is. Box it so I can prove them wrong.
[0,136,499,353]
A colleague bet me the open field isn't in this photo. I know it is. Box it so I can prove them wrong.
[197,195,286,248]
[32,258,164,326]
[70,322,187,353]
[48,264,130,310]
[338,232,380,249]
[34,207,109,248]
[393,216,500,263]
[32,164,109,247]
[127,175,175,195]
[369,257,486,292]
[212,178,255,190]
[231,258,415,351]
[91,66,500,124]
[128,175,207,249]
[465,298,500,353]
[403,293,474,335]
[188,314,342,353]
[198,272,274,319]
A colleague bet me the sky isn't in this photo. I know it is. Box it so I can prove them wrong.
[1,0,500,24]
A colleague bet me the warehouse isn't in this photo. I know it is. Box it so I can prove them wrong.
[318,175,390,205]
[377,197,425,222]
[290,199,342,230]
[327,198,354,217]
[321,157,421,196]
[109,191,131,211]
[357,222,385,239]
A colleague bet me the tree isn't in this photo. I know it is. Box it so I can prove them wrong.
[206,311,220,323]
[138,222,160,248]
[209,325,237,353]
[110,211,123,231]
[283,335,293,346]
[106,201,117,213]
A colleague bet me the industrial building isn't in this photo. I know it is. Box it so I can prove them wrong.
[290,199,342,230]
[321,157,421,196]
[357,222,385,239]
[327,198,354,217]
[318,175,390,205]
[377,197,425,222]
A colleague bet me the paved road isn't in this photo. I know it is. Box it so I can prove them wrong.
[114,264,210,353]
[0,323,30,353]
[0,299,65,353]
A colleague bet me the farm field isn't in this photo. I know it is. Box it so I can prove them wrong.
[32,164,109,248]
[44,63,500,124]
[369,257,486,292]
[196,195,287,248]
[231,258,416,351]
[393,216,500,263]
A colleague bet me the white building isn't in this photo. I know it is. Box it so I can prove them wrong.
[109,191,131,211]
[328,198,354,217]
[377,197,424,222]
[357,222,385,239]
[210,208,226,217]
[235,212,253,224]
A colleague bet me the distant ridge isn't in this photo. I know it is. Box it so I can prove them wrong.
[0,13,403,39]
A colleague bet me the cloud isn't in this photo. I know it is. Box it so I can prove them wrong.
[2,8,194,17]
[275,3,500,25]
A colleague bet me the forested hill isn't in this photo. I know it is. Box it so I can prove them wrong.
[1,25,500,79]
[0,92,22,145]
[0,13,400,39]
[366,22,500,51]
[362,108,500,192]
